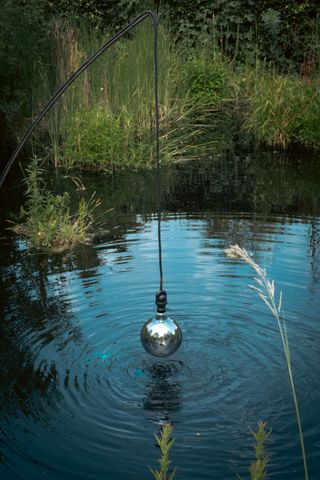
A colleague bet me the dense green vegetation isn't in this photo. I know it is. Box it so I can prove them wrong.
[1,0,319,246]
[39,21,212,169]
[1,0,319,167]
[244,71,320,148]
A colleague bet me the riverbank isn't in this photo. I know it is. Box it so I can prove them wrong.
[1,3,319,174]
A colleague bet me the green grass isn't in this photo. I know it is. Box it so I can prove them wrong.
[242,70,320,149]
[15,157,99,251]
[31,19,226,170]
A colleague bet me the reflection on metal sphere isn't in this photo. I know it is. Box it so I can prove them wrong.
[141,312,182,357]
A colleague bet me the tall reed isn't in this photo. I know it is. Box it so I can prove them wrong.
[32,19,215,170]
[242,70,320,149]
[225,244,309,480]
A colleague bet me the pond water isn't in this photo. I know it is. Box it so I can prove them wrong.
[1,149,320,479]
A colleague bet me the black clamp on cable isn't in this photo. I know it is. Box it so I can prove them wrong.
[156,289,167,313]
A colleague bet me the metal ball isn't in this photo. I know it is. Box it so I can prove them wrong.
[141,313,182,357]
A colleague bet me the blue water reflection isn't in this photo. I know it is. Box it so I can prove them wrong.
[0,157,320,479]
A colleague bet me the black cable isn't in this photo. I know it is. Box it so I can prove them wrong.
[153,16,164,292]
[0,11,157,190]
[0,10,165,293]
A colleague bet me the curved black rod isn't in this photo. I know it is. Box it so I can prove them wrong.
[0,10,165,293]
[0,10,157,188]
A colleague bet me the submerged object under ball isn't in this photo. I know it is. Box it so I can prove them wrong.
[141,290,182,357]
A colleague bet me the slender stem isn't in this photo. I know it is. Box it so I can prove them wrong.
[225,245,309,480]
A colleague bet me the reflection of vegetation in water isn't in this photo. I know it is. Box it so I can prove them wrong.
[0,230,106,425]
[308,219,320,285]
[76,150,320,219]
[0,244,79,419]
[143,363,181,414]
[248,153,320,216]
[13,148,319,254]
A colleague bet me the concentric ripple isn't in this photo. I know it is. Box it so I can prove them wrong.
[0,212,320,480]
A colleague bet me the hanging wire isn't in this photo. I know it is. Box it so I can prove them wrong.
[0,11,165,293]
[153,16,164,292]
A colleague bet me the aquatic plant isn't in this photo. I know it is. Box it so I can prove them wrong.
[149,423,176,480]
[225,244,309,480]
[16,157,99,251]
[147,419,271,480]
[246,420,271,480]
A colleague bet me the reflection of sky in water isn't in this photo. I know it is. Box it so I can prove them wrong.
[1,212,320,480]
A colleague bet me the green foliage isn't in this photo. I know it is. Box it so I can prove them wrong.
[244,72,320,149]
[37,19,215,169]
[0,0,54,130]
[184,56,231,106]
[18,157,98,250]
[248,421,271,480]
[63,108,152,169]
[160,0,320,72]
[149,423,176,480]
[54,0,141,29]
[2,0,320,163]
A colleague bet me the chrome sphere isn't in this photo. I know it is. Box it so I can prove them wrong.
[141,312,182,357]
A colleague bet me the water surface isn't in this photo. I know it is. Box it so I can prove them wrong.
[1,150,320,479]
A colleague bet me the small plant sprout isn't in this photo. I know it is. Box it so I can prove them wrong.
[238,420,271,480]
[225,244,309,480]
[248,420,271,480]
[149,423,176,480]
